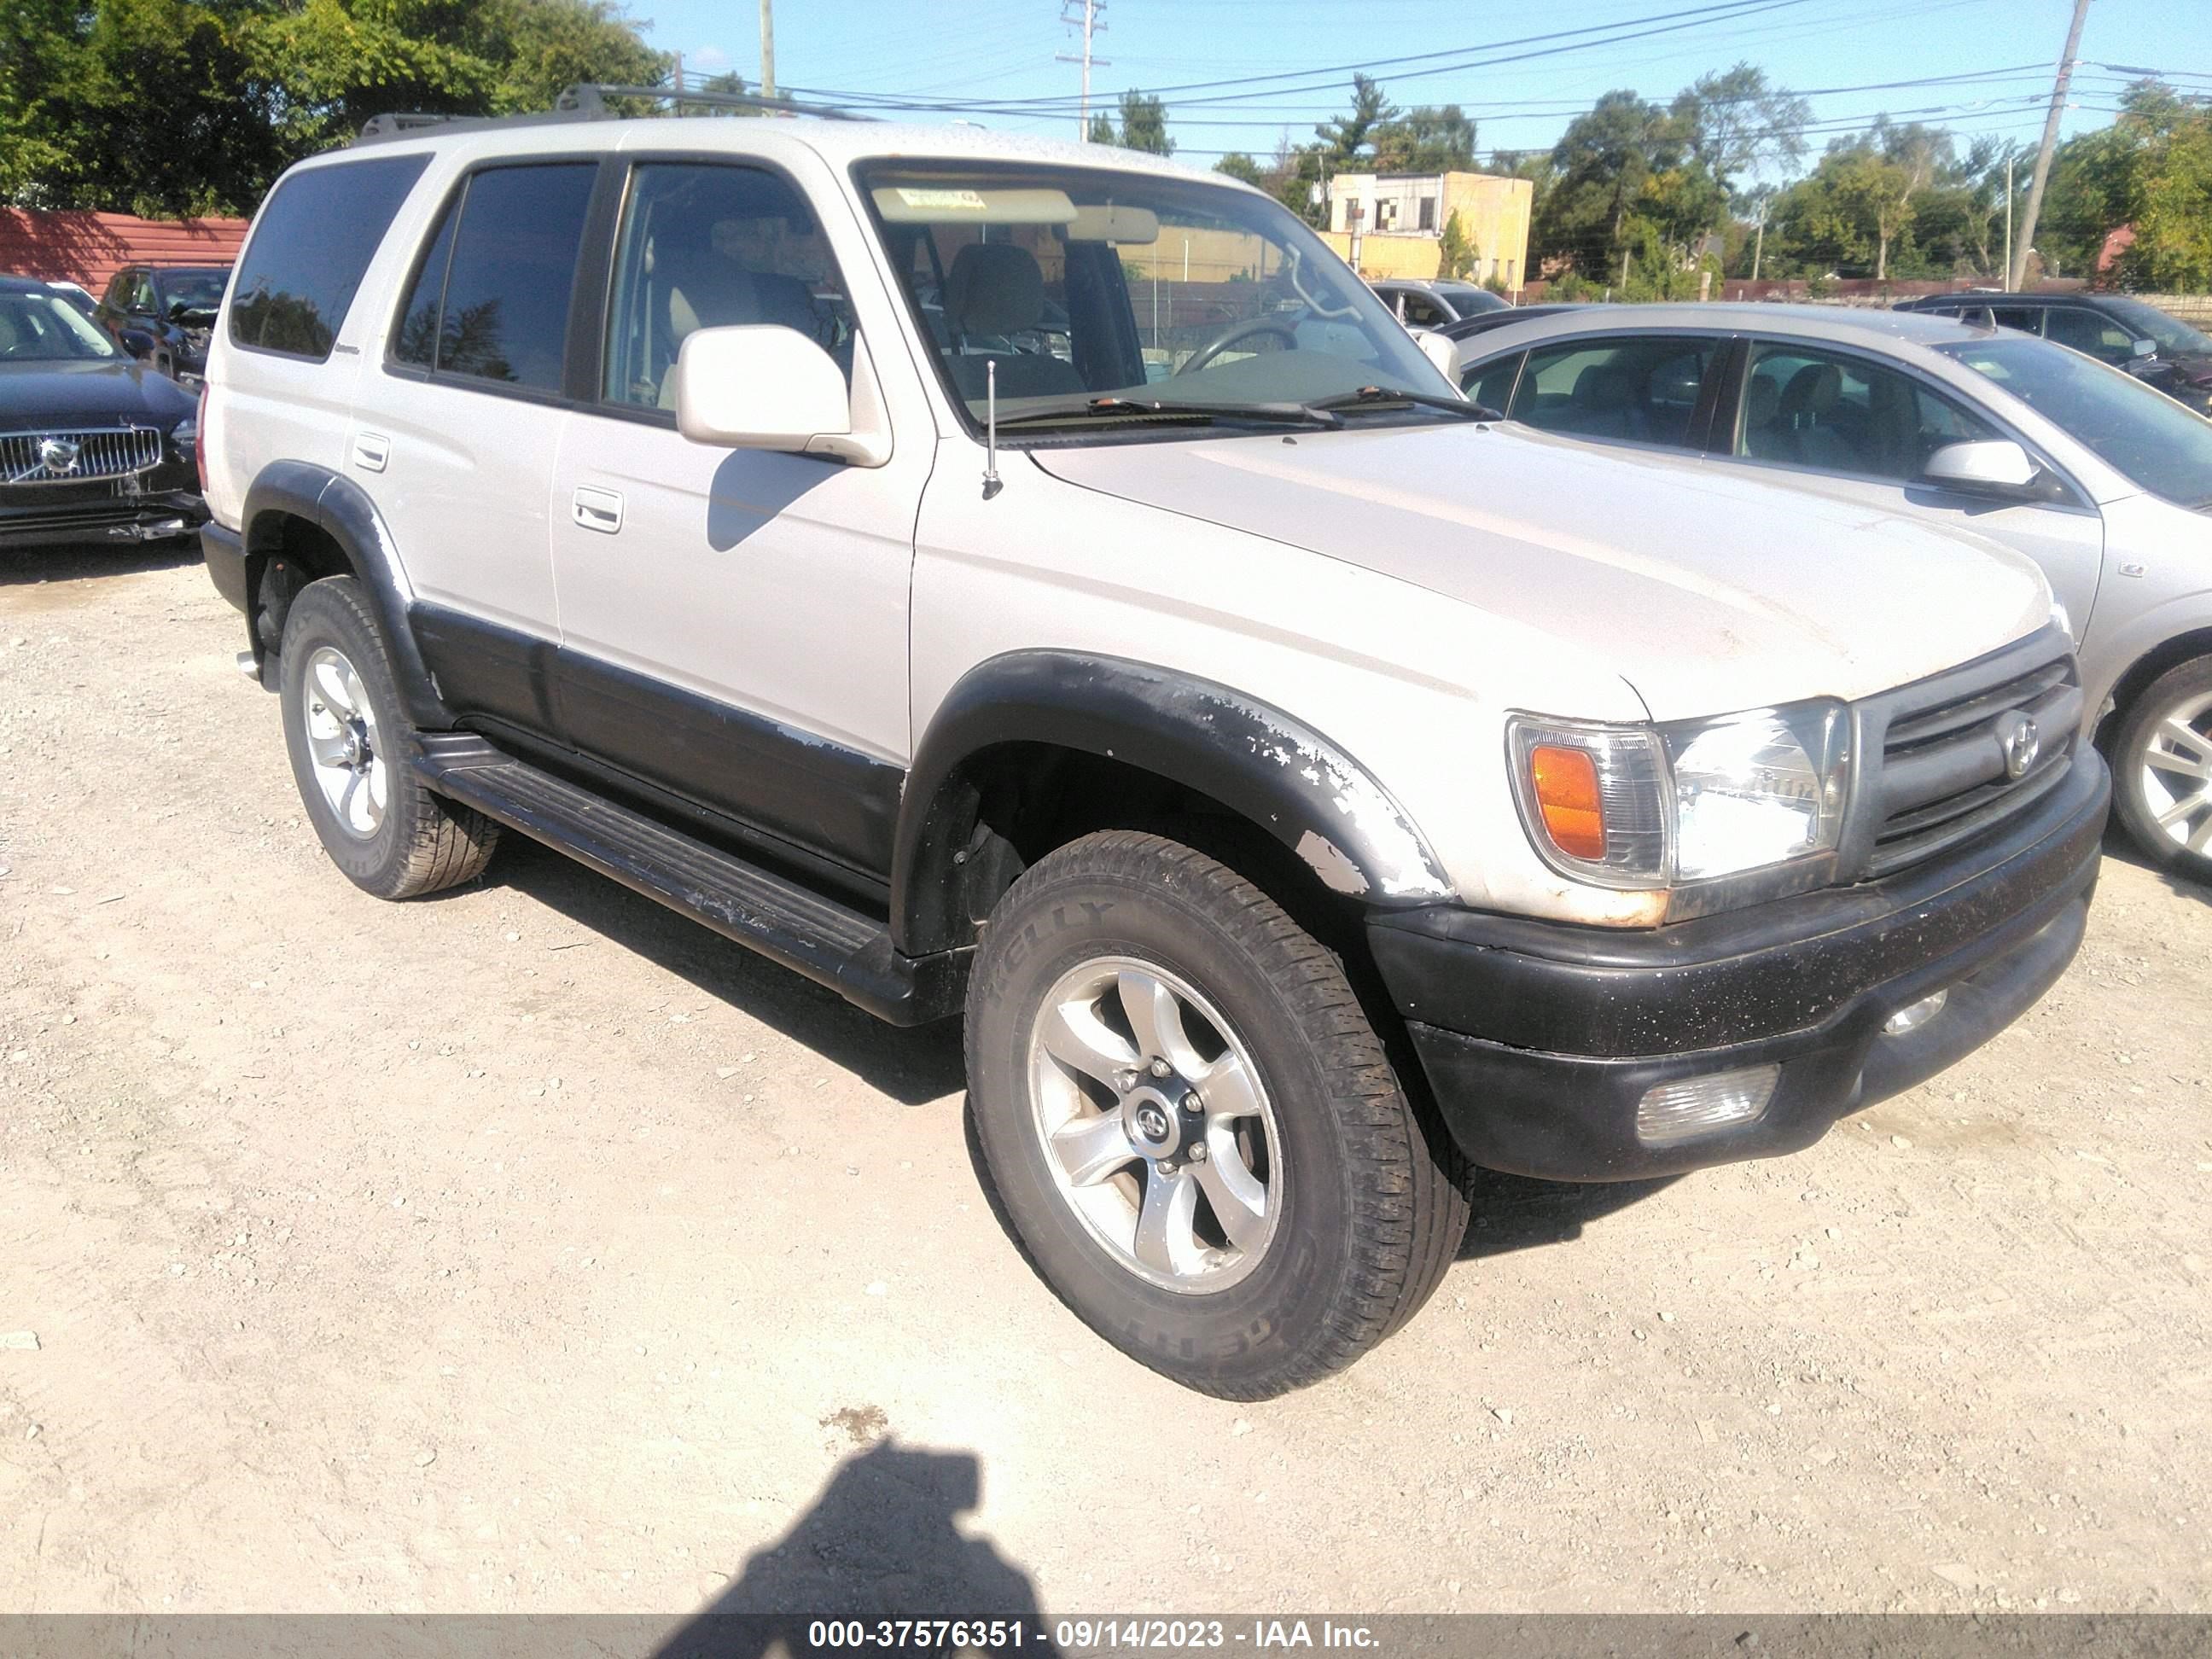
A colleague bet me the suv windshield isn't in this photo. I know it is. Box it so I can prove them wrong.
[0,290,123,361]
[154,268,228,317]
[1940,334,2212,509]
[856,161,1453,432]
[2095,295,2212,358]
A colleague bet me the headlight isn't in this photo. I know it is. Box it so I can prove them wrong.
[1508,701,1849,894]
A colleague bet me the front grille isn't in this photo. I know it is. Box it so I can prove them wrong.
[0,427,164,486]
[1861,640,2081,879]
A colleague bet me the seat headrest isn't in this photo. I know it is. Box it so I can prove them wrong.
[1572,363,1639,409]
[1779,361,1842,418]
[945,243,1045,337]
[1745,374,1781,427]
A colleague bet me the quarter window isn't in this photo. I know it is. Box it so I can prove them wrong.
[1991,307,2044,335]
[1462,351,1522,414]
[1506,336,1717,448]
[602,161,852,410]
[230,155,430,360]
[1738,341,1996,480]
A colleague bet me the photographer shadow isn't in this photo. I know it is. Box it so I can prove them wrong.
[655,1440,1060,1658]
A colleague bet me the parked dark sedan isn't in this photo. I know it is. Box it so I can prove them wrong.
[93,264,230,383]
[1895,290,2212,414]
[1,276,205,549]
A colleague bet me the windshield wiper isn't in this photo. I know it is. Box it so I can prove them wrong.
[991,395,1343,431]
[1309,385,1503,422]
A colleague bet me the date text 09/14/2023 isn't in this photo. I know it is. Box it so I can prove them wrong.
[803,1621,1381,1651]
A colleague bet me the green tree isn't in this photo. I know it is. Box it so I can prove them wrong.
[1373,105,1476,174]
[1314,73,1396,166]
[1435,209,1474,280]
[1088,88,1172,155]
[0,0,671,217]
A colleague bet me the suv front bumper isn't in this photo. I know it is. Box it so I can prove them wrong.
[1368,749,2109,1181]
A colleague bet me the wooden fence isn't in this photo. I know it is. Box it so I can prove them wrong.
[0,210,250,295]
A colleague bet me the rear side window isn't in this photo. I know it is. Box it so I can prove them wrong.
[389,163,597,393]
[230,155,430,360]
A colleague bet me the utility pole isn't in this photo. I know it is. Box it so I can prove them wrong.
[1057,0,1109,141]
[1751,217,1766,283]
[760,0,776,102]
[2010,0,2092,290]
[2003,153,2015,283]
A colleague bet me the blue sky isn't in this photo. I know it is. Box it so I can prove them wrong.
[640,0,2210,178]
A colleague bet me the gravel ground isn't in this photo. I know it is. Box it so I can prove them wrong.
[1,546,2208,1617]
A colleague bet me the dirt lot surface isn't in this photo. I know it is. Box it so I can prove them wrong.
[2,547,2209,1620]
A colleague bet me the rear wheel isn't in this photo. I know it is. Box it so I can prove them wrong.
[2112,655,2212,881]
[278,577,500,899]
[965,830,1469,1398]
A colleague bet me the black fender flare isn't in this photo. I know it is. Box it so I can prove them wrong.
[892,650,1455,954]
[242,460,452,728]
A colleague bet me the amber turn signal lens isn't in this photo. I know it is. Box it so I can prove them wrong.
[1530,743,1606,860]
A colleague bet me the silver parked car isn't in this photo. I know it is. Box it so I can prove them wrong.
[1452,303,2212,876]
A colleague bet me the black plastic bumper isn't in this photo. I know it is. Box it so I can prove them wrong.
[1369,750,2110,1181]
[0,492,207,549]
[202,520,248,612]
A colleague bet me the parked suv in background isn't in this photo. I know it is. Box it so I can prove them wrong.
[1370,277,1510,328]
[1896,290,2212,414]
[96,265,230,384]
[200,111,2105,1397]
[1452,303,2212,877]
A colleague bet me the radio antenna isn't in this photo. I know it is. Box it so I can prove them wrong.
[982,359,1003,499]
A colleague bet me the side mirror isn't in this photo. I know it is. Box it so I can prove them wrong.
[2131,337,2157,360]
[1408,327,1459,383]
[1923,439,2040,493]
[674,325,881,463]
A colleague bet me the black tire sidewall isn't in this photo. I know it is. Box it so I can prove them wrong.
[279,581,416,893]
[2113,655,2212,876]
[968,856,1372,1389]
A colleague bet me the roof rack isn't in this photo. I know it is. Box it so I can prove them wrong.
[556,84,876,121]
[355,83,876,145]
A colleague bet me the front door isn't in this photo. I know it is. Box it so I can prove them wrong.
[1726,338,2105,633]
[547,158,933,881]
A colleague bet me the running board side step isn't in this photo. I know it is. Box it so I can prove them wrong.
[413,735,967,1026]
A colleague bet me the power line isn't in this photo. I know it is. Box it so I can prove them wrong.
[783,0,1820,114]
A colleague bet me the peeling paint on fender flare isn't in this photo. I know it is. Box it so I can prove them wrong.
[894,650,1456,954]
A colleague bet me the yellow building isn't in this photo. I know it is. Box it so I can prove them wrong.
[1318,171,1534,293]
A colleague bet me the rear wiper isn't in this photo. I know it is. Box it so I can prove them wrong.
[1309,385,1503,422]
[992,395,1343,430]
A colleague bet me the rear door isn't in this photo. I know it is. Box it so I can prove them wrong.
[370,158,602,738]
[1721,336,2104,630]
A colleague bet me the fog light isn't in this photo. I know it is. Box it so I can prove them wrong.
[1883,988,1948,1037]
[1636,1064,1779,1147]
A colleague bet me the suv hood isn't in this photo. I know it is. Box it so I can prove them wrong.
[1032,422,2052,720]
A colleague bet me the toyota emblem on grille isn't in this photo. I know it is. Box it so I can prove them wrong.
[37,436,82,476]
[1994,710,2040,779]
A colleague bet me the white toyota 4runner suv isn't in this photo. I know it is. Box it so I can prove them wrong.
[197,106,2109,1397]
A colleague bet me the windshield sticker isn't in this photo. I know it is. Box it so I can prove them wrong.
[896,189,989,211]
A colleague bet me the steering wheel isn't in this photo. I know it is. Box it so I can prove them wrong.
[1175,317,1300,375]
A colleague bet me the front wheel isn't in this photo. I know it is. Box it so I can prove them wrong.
[964,830,1469,1398]
[2111,655,2212,881]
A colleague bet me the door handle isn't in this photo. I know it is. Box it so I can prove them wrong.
[572,486,623,534]
[350,432,390,473]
